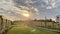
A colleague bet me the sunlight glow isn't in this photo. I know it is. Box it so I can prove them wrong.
[23,13,30,17]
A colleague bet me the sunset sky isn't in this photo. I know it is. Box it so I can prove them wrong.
[0,0,60,21]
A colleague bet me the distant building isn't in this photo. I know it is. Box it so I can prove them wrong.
[56,15,60,23]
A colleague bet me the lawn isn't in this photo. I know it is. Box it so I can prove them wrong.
[7,25,59,34]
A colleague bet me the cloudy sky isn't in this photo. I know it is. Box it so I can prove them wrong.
[0,0,60,21]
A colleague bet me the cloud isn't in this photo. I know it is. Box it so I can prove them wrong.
[0,0,21,21]
[0,0,14,10]
[25,0,37,4]
[13,0,40,18]
[12,0,60,20]
[46,6,52,9]
[0,0,60,21]
[50,0,56,8]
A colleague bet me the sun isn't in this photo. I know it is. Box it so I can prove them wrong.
[23,13,30,17]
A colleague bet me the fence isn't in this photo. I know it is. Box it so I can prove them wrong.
[0,16,13,34]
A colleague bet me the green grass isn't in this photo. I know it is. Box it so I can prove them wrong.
[7,21,59,34]
[7,25,59,34]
